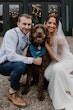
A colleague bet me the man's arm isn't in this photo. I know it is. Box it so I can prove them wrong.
[4,29,42,65]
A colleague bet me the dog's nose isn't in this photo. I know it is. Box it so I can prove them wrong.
[38,32,42,34]
[38,32,42,37]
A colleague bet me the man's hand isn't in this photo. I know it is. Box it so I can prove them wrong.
[33,57,42,65]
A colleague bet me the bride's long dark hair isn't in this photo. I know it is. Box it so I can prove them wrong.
[45,9,59,27]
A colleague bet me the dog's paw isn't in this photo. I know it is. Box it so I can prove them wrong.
[37,93,45,101]
[21,85,29,95]
[21,89,29,95]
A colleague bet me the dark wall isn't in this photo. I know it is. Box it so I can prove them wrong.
[69,0,73,35]
[60,0,73,35]
[61,0,66,34]
[0,0,23,1]
[28,0,61,2]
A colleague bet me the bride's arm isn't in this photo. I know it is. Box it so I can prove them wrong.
[45,42,58,62]
[57,38,65,59]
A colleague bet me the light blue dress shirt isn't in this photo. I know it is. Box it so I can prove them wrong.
[0,27,33,64]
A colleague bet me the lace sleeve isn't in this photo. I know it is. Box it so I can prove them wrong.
[57,37,65,60]
[53,21,70,61]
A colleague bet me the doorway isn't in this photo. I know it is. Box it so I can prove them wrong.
[28,2,61,25]
[0,2,23,35]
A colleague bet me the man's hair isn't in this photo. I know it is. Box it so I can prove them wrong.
[18,14,32,22]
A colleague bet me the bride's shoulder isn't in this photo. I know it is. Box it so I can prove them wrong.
[57,34,64,44]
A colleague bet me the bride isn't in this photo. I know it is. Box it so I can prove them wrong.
[44,10,73,110]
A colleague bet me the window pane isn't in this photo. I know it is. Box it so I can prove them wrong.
[9,4,19,28]
[48,4,58,13]
[32,4,42,25]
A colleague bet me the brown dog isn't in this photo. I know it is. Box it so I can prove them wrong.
[21,24,50,101]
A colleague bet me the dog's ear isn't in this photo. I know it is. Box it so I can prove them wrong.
[29,26,34,42]
[45,37,50,43]
[45,27,50,43]
[46,28,49,37]
[43,25,48,36]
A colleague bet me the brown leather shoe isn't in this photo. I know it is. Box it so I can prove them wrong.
[7,92,27,107]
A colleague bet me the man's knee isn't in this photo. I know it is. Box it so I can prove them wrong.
[16,62,26,73]
[10,62,26,79]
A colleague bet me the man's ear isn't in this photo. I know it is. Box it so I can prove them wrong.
[17,22,19,27]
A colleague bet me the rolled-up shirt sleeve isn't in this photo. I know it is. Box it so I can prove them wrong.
[4,30,33,64]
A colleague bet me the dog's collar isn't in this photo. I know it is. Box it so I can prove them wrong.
[29,44,46,58]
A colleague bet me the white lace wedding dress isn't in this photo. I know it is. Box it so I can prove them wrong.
[44,31,73,110]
